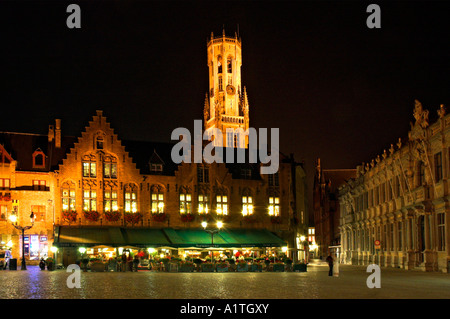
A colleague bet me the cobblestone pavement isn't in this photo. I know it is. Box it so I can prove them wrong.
[1,262,449,299]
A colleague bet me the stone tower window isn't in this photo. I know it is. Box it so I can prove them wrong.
[218,61,222,74]
[227,58,232,73]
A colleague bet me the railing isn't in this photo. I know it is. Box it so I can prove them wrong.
[221,115,244,124]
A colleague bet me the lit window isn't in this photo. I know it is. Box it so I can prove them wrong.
[83,161,96,178]
[83,189,97,212]
[151,186,164,214]
[179,192,192,214]
[0,205,8,220]
[104,189,118,212]
[31,205,46,222]
[242,196,253,216]
[216,195,228,215]
[33,180,46,190]
[61,182,76,212]
[0,178,10,189]
[124,185,138,213]
[198,194,209,214]
[103,157,117,179]
[268,197,280,216]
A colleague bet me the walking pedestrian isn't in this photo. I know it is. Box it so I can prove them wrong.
[326,254,334,276]
[133,254,140,272]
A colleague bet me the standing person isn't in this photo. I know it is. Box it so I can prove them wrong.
[121,252,127,272]
[326,254,334,276]
[133,254,139,272]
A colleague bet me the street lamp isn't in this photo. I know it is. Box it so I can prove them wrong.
[202,221,223,265]
[9,211,35,270]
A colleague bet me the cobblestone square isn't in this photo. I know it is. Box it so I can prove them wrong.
[1,261,450,299]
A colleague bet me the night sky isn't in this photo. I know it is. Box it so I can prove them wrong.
[1,1,450,222]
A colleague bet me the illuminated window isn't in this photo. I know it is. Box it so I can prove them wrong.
[61,182,76,212]
[33,180,46,190]
[268,196,280,216]
[82,161,96,178]
[124,185,138,213]
[83,189,97,212]
[216,194,228,215]
[104,189,118,212]
[179,192,192,214]
[103,156,117,179]
[242,196,253,216]
[198,194,209,214]
[151,186,164,214]
[31,205,46,222]
[0,178,10,189]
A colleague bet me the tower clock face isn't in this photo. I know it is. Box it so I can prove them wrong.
[226,85,235,95]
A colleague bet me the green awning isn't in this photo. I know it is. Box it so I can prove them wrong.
[54,227,126,247]
[163,228,228,248]
[53,227,287,249]
[218,229,287,248]
[123,228,171,247]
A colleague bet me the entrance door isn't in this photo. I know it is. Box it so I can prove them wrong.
[63,248,77,267]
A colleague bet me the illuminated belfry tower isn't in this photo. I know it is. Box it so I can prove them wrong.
[203,29,250,148]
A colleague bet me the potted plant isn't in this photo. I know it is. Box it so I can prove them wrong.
[105,211,121,222]
[178,261,195,272]
[90,258,106,272]
[293,262,307,272]
[284,258,293,271]
[193,258,203,272]
[273,261,285,272]
[242,214,257,223]
[81,258,89,272]
[46,257,54,271]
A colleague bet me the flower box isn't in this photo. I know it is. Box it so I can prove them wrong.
[249,264,262,272]
[90,262,106,272]
[273,263,285,272]
[216,263,228,272]
[151,212,167,222]
[242,215,257,223]
[180,213,195,223]
[124,212,143,224]
[84,210,100,222]
[105,211,121,222]
[237,262,249,272]
[270,216,282,224]
[62,210,77,223]
[178,262,194,272]
[201,263,215,272]
[293,263,307,272]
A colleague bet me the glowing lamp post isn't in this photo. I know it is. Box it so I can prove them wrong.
[9,211,35,270]
[202,221,223,266]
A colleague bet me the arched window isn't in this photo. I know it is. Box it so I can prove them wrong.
[103,155,117,179]
[179,186,192,214]
[151,185,165,214]
[82,154,96,178]
[124,184,138,213]
[61,181,76,212]
[227,58,232,73]
[104,187,118,212]
[241,188,254,216]
[96,136,104,150]
[215,188,228,215]
[32,149,46,168]
[83,188,97,212]
[218,61,222,74]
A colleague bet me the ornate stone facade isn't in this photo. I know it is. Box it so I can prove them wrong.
[339,101,450,272]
